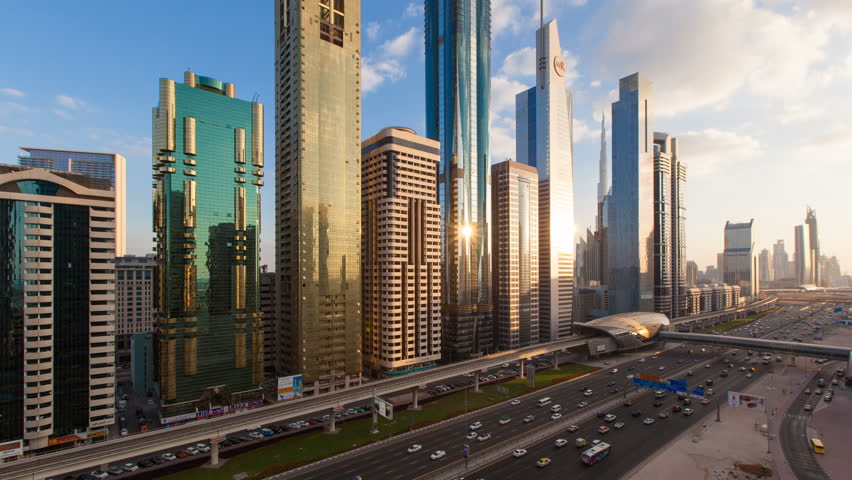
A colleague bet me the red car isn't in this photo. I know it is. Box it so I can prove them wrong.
[623,401,633,407]
[175,451,189,459]
[672,405,682,413]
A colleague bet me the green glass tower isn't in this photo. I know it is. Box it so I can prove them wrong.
[152,72,264,410]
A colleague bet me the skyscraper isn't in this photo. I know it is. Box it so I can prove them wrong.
[426,0,493,359]
[491,160,539,350]
[805,207,820,285]
[115,255,155,356]
[152,72,264,410]
[609,73,654,314]
[1,164,116,450]
[19,147,126,256]
[515,17,575,340]
[276,1,363,390]
[758,248,772,283]
[259,269,277,376]
[794,224,810,285]
[592,111,609,288]
[723,220,758,296]
[652,133,685,318]
[685,261,698,286]
[598,112,609,203]
[361,127,442,377]
[773,240,789,280]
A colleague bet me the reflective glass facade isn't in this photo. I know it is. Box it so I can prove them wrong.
[152,73,263,409]
[610,73,654,314]
[723,220,757,296]
[515,19,576,340]
[0,199,24,444]
[276,1,363,389]
[426,0,493,360]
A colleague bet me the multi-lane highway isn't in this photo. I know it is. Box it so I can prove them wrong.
[268,302,840,480]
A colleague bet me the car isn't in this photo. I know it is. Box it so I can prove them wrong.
[150,456,165,465]
[804,388,812,394]
[431,450,446,460]
[123,463,139,472]
[610,388,620,394]
[654,400,663,407]
[120,428,128,437]
[824,394,832,402]
[550,413,562,420]
[607,381,616,387]
[705,364,711,368]
[643,417,655,425]
[551,404,562,413]
[407,444,422,453]
[610,368,618,374]
[623,401,633,407]
[683,398,692,405]
[672,405,682,412]
[631,410,642,417]
[510,399,521,406]
[584,390,593,396]
[196,443,211,452]
[239,435,253,442]
[746,373,753,378]
[705,379,714,385]
[683,408,694,416]
[604,414,616,422]
[626,374,635,380]
[832,379,839,385]
[478,432,491,441]
[107,466,125,476]
[739,366,746,372]
[804,404,813,411]
[261,428,275,436]
[577,401,588,408]
[592,439,602,445]
[499,415,511,424]
[575,437,588,448]
[598,425,610,434]
[466,432,478,440]
[513,448,528,457]
[138,459,153,469]
[175,451,189,459]
[597,412,607,418]
[147,398,155,405]
[687,370,694,376]
[613,421,625,429]
[552,438,569,448]
[658,366,666,370]
[523,415,535,423]
[161,453,177,461]
[469,421,483,430]
[567,424,580,432]
[658,412,670,419]
[579,385,590,392]
[655,390,665,398]
[537,458,552,468]
[639,358,647,363]
[90,471,109,479]
[186,447,200,456]
[815,389,823,395]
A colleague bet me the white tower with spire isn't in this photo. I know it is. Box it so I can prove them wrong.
[597,112,609,203]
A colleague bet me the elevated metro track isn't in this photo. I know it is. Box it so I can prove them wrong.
[658,331,851,361]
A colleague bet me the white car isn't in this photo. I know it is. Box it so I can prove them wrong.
[431,450,446,460]
[643,417,655,425]
[469,421,483,430]
[554,439,568,448]
[123,463,139,472]
[513,448,527,457]
[120,428,128,437]
[683,408,694,416]
[466,431,478,440]
[537,458,552,467]
[604,414,616,422]
[658,366,665,370]
[567,424,579,432]
[577,401,588,408]
[196,443,211,453]
[639,358,647,363]
[523,415,535,423]
[550,413,562,420]
[477,432,492,441]
[249,432,264,440]
[510,399,521,406]
[584,390,593,397]
[161,453,177,461]
[550,404,562,412]
[185,447,200,456]
[407,444,422,453]
[90,471,109,480]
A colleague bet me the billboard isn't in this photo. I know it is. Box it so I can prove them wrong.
[277,375,303,401]
[160,400,264,425]
[0,439,23,460]
[374,396,393,420]
[727,391,766,411]
[632,375,704,397]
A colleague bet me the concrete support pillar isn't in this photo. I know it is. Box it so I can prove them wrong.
[409,387,421,410]
[345,375,351,389]
[325,407,339,433]
[473,373,480,393]
[99,463,108,472]
[519,360,525,379]
[553,351,560,369]
[210,441,219,465]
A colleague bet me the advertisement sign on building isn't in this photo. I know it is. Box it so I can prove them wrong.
[727,391,766,411]
[277,374,303,401]
[374,396,393,420]
[0,440,23,460]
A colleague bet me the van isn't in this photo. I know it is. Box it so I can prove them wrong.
[817,378,826,387]
[576,438,587,448]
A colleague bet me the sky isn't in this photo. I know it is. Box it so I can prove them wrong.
[1,0,850,274]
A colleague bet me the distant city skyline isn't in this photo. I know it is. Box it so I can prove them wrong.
[1,1,850,274]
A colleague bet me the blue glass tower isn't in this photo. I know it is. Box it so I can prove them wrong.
[426,0,493,360]
[609,73,654,314]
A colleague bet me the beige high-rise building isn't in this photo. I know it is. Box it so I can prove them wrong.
[276,0,363,392]
[491,160,539,350]
[0,164,116,451]
[361,127,442,377]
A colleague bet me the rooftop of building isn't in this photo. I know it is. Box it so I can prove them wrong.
[576,312,670,349]
[0,164,113,191]
[19,146,121,157]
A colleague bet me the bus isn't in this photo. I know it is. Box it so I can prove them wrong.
[536,397,552,407]
[581,442,611,465]
[811,438,825,454]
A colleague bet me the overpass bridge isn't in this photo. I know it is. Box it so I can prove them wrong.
[671,295,779,331]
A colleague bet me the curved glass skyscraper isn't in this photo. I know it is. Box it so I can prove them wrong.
[426,0,493,361]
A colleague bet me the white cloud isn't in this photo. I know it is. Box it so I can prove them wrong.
[501,47,536,78]
[56,94,86,110]
[590,80,601,88]
[404,2,424,18]
[802,116,852,149]
[779,103,825,125]
[54,109,73,119]
[0,88,24,97]
[490,75,528,116]
[0,125,34,136]
[490,114,516,163]
[380,27,420,57]
[0,101,37,115]
[365,21,380,41]
[560,49,580,86]
[677,128,761,176]
[572,118,596,143]
[362,59,405,93]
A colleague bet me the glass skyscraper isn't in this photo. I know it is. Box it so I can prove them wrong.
[152,72,264,410]
[426,0,493,360]
[723,219,758,297]
[652,133,687,318]
[515,18,576,339]
[805,207,820,285]
[276,0,363,391]
[610,73,654,314]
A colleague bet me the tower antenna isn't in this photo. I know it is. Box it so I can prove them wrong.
[541,0,544,28]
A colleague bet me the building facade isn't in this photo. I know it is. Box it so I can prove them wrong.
[805,207,820,286]
[793,224,810,285]
[515,18,575,340]
[259,270,277,376]
[723,220,758,296]
[0,164,116,450]
[609,73,654,314]
[152,72,264,410]
[758,248,772,283]
[652,133,673,318]
[491,160,539,350]
[685,261,698,287]
[669,136,686,317]
[115,255,155,354]
[773,240,789,281]
[275,0,363,390]
[361,127,442,377]
[19,147,126,256]
[426,0,493,360]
